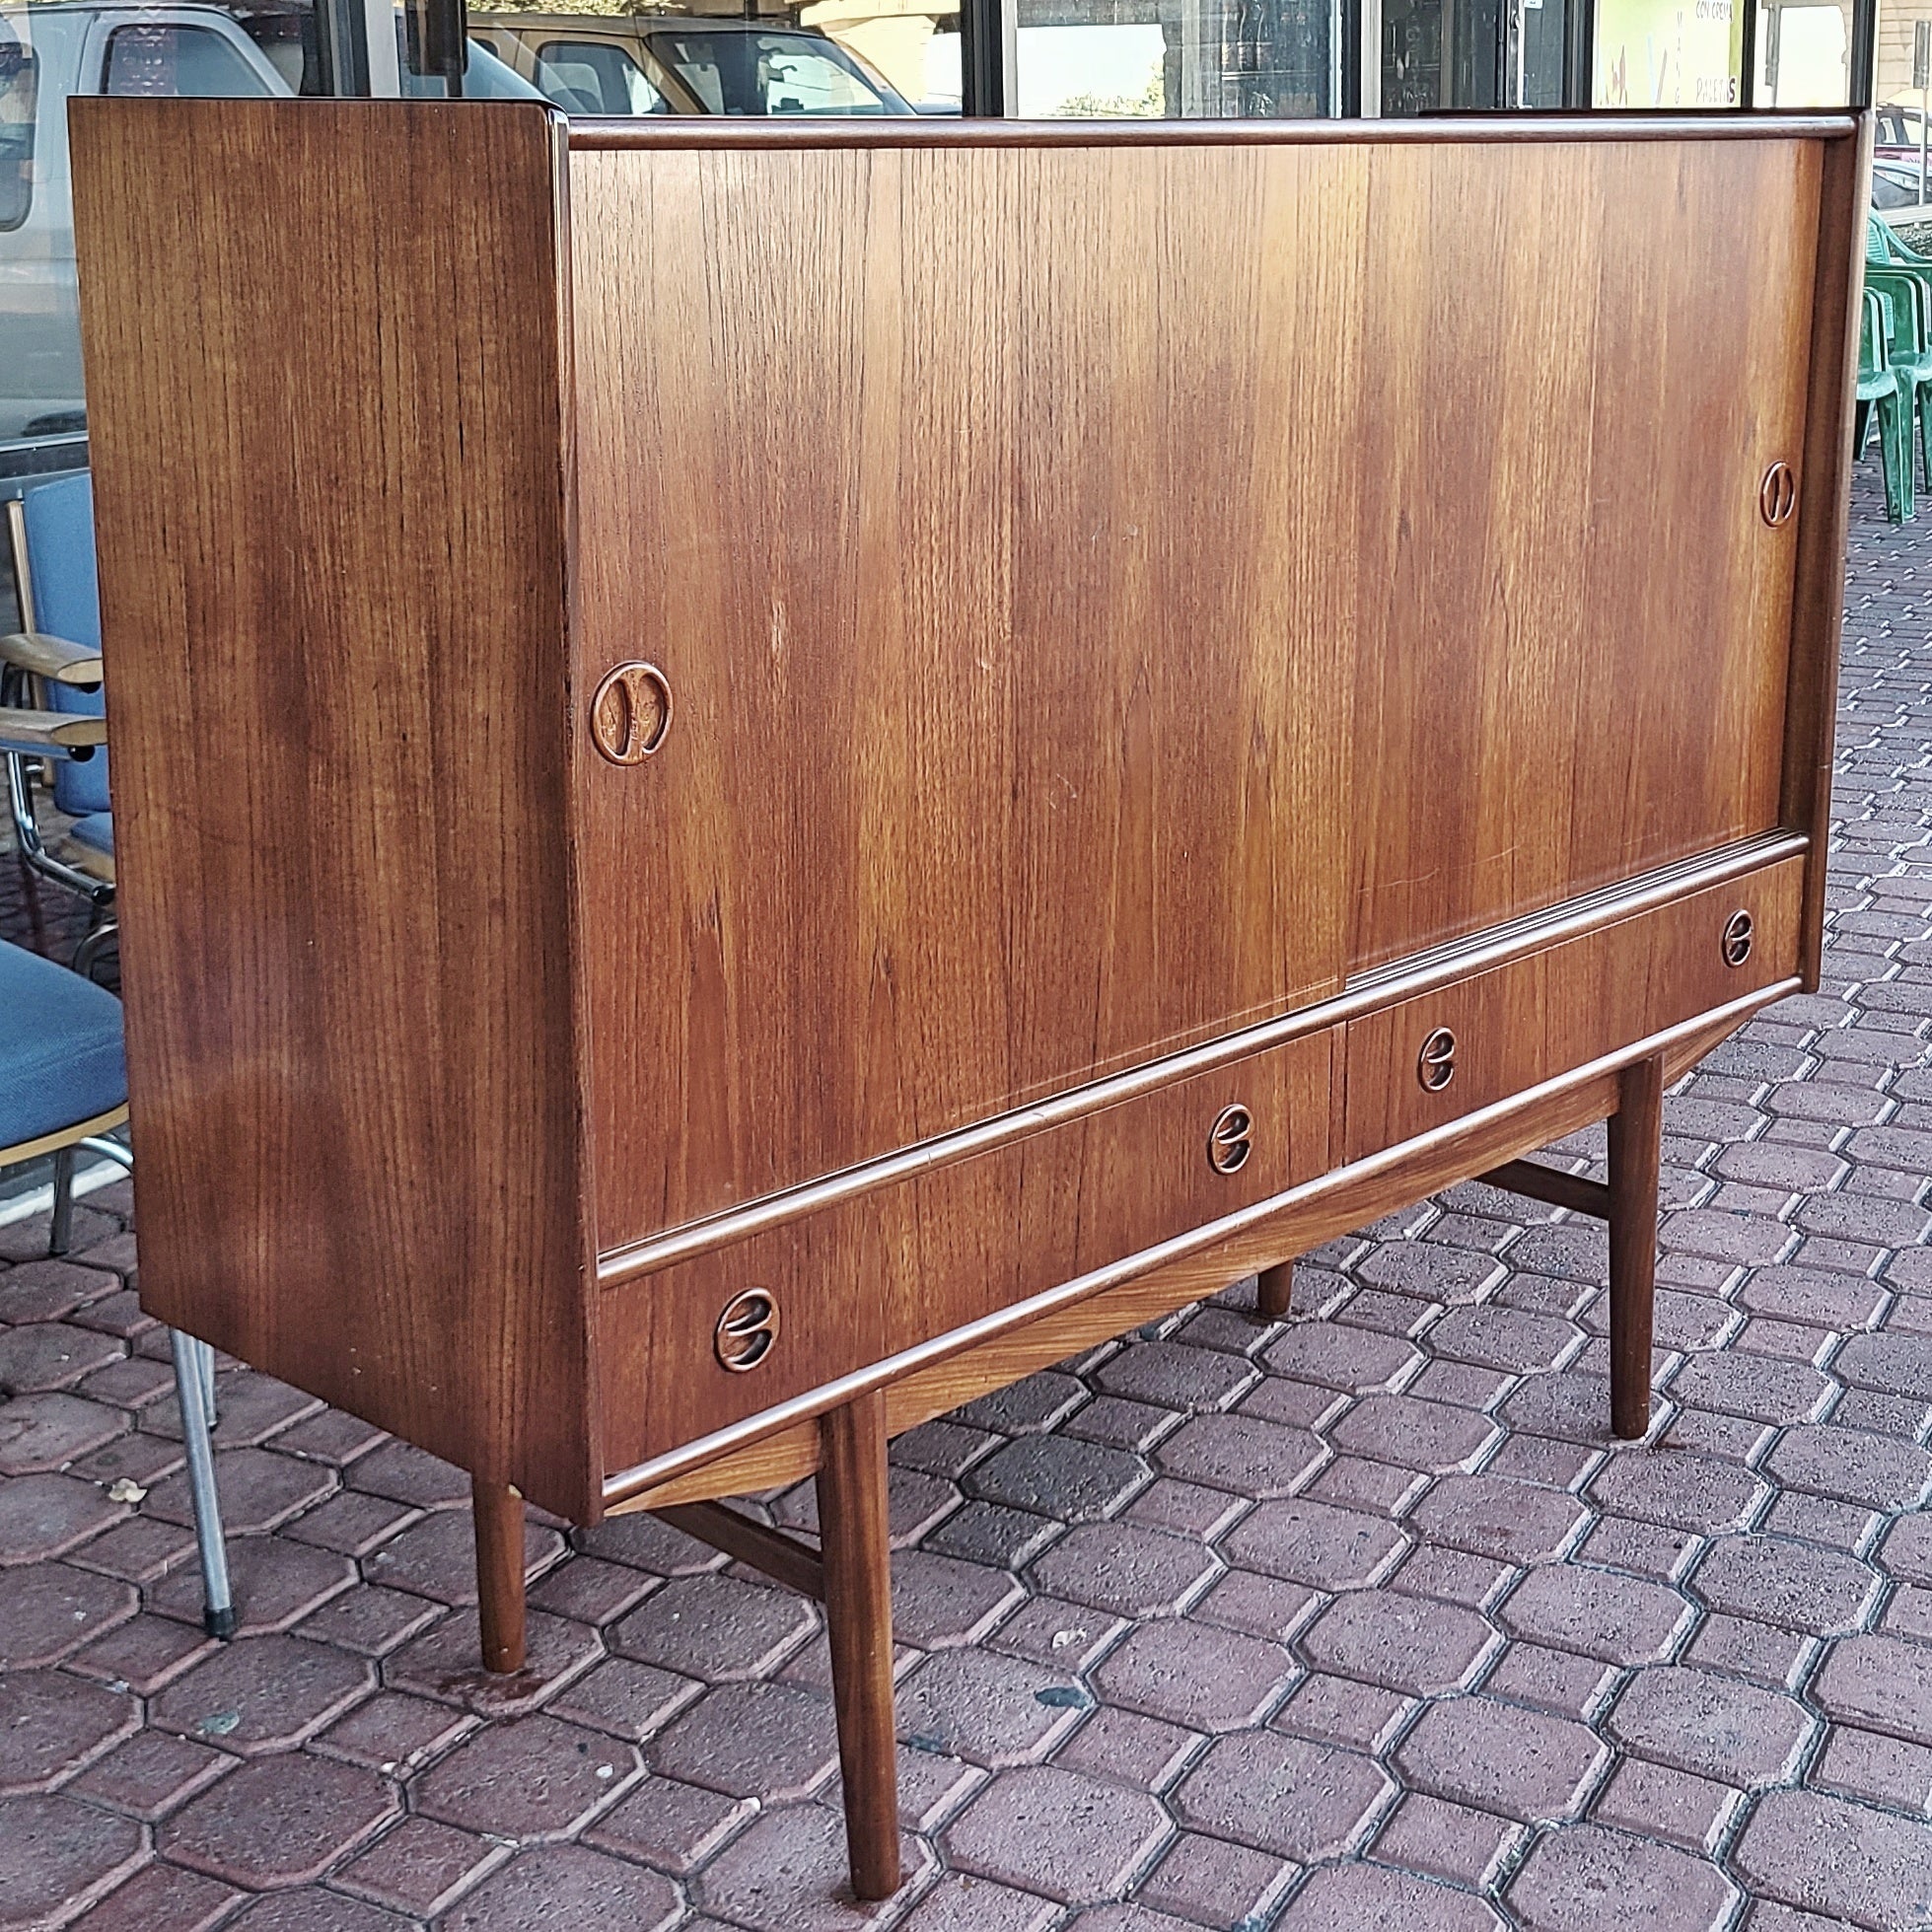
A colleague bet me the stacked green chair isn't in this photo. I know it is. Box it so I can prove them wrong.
[1857,287,1913,524]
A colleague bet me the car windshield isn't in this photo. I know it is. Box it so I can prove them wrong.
[535,39,670,114]
[641,28,904,114]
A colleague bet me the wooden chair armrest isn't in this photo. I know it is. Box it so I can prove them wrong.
[0,708,108,753]
[0,631,105,686]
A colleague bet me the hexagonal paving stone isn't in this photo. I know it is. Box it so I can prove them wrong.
[363,1507,564,1606]
[943,1764,1172,1905]
[149,1538,357,1636]
[1734,1789,1932,1928]
[1093,1618,1295,1731]
[0,1259,120,1325]
[611,1572,817,1681]
[650,1681,838,1801]
[1092,1340,1257,1413]
[444,1843,681,1932]
[1219,1497,1409,1588]
[0,1792,144,1927]
[1427,1306,1583,1374]
[1497,1564,1693,1665]
[1151,1413,1325,1497]
[1298,1589,1497,1696]
[1405,1474,1590,1565]
[1665,1352,1832,1425]
[0,1469,124,1562]
[1606,1666,1815,1786]
[1690,1534,1882,1634]
[1029,1522,1219,1618]
[895,1647,1085,1766]
[152,1632,375,1753]
[965,1436,1149,1523]
[696,1803,931,1931]
[1508,1822,1740,1931]
[0,1391,126,1474]
[0,1670,136,1794]
[384,1608,602,1716]
[544,1657,701,1744]
[1812,1632,1932,1744]
[0,1559,135,1668]
[1327,1393,1500,1473]
[1175,1731,1394,1861]
[412,1713,640,1839]
[1764,1424,1932,1511]
[890,1549,1025,1647]
[1834,1330,1932,1401]
[144,1369,322,1449]
[1278,1863,1506,1930]
[161,1753,398,1886]
[1584,1448,1770,1534]
[1261,1324,1421,1392]
[1395,1697,1608,1823]
[144,1446,335,1535]
[1354,1240,1508,1306]
[0,1321,123,1395]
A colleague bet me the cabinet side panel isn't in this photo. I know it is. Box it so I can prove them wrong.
[69,100,597,1518]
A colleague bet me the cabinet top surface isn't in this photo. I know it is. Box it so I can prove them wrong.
[563,109,1859,151]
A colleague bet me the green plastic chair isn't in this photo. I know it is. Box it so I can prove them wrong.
[1867,263,1932,492]
[1871,210,1932,272]
[1857,287,1913,523]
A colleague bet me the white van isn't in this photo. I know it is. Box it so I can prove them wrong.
[0,3,541,467]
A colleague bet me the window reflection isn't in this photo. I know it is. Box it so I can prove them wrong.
[103,22,273,96]
[1015,0,1339,117]
[0,19,35,234]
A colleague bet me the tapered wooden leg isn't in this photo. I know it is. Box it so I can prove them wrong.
[818,1389,899,1901]
[472,1476,527,1675]
[1608,1053,1665,1440]
[1256,1260,1294,1323]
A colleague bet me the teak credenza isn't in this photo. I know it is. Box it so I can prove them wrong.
[70,101,1864,1898]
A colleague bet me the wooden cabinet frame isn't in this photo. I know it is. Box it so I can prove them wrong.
[70,102,1867,1897]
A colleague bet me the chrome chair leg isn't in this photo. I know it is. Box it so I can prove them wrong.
[73,918,117,985]
[170,1328,234,1639]
[74,1131,231,1626]
[48,1145,74,1256]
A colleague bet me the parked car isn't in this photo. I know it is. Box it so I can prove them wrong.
[472,12,917,116]
[1876,102,1932,162]
[1873,155,1932,214]
[0,2,540,462]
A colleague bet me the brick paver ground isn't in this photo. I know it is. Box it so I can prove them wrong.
[6,462,1932,1930]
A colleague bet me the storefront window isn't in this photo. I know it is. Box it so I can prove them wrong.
[1014,0,1341,117]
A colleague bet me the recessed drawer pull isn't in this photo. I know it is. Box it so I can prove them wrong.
[1722,909,1754,967]
[591,662,674,764]
[714,1289,779,1372]
[1206,1104,1253,1175]
[1417,1027,1458,1093]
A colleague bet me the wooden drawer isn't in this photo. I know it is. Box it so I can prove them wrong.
[599,1028,1336,1472]
[1344,857,1804,1163]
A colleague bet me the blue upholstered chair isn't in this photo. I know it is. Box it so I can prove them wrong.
[3,476,116,971]
[0,938,232,1636]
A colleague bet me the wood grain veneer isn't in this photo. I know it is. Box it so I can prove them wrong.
[69,100,597,1518]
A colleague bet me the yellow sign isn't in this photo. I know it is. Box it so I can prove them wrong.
[1595,0,1743,107]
